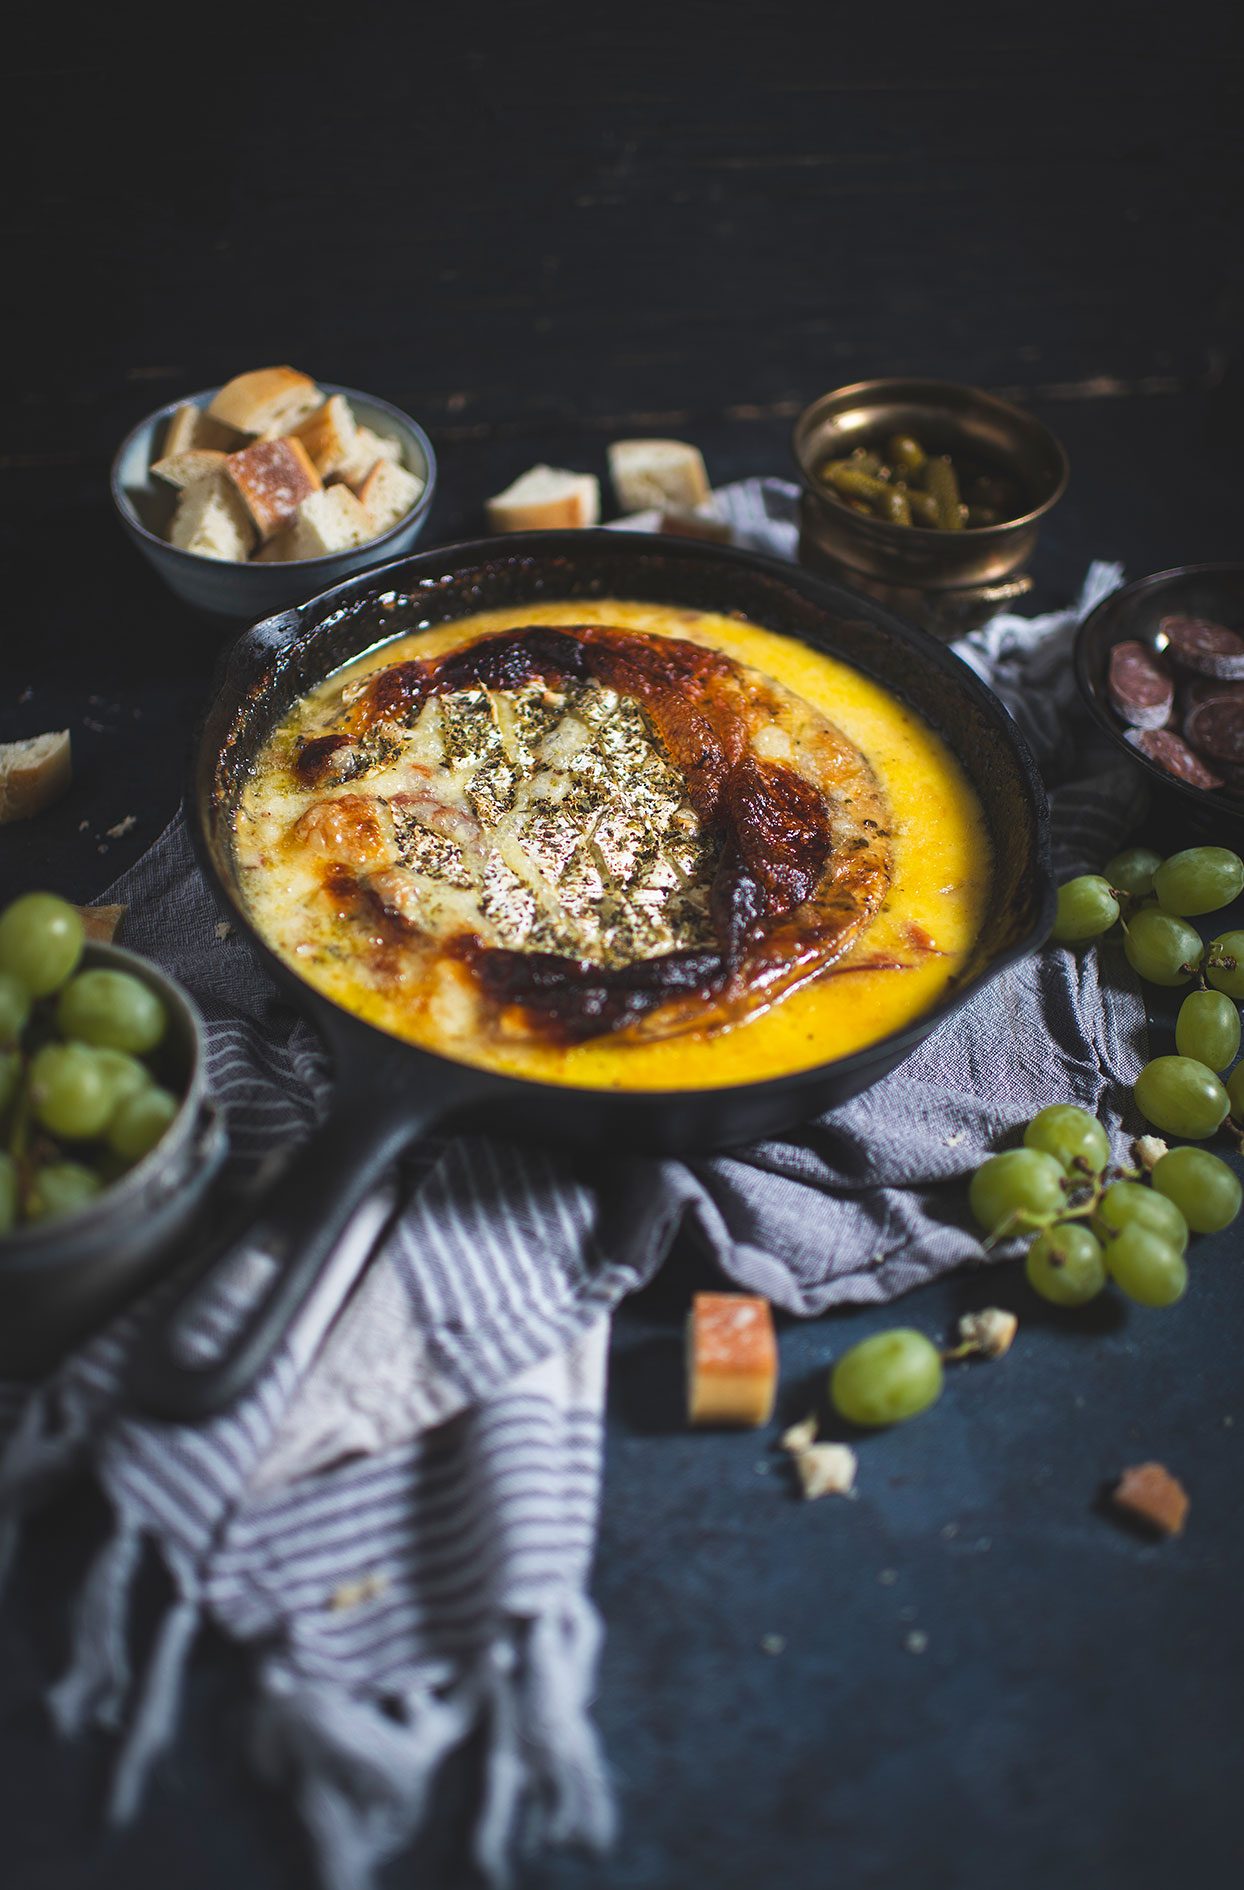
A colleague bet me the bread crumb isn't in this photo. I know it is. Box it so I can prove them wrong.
[780,1415,818,1454]
[214,921,233,940]
[75,904,127,943]
[326,1571,388,1611]
[795,1442,858,1501]
[904,1629,929,1654]
[953,1307,1018,1360]
[106,815,137,839]
[760,1633,786,1655]
[1112,1462,1189,1536]
[1133,1135,1168,1173]
[878,1568,898,1586]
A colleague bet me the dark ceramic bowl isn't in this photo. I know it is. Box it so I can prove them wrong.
[0,941,227,1376]
[111,383,437,618]
[1074,563,1244,842]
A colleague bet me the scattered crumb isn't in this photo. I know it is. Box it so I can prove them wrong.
[78,819,90,832]
[780,1415,818,1455]
[214,920,233,940]
[326,1571,388,1612]
[760,1633,786,1656]
[1133,1135,1169,1173]
[795,1443,858,1501]
[96,843,108,854]
[944,1129,967,1147]
[940,1522,959,1540]
[74,903,126,943]
[1112,1462,1189,1537]
[106,814,137,839]
[878,1568,898,1586]
[903,1630,929,1655]
[952,1307,1018,1360]
[867,1251,886,1268]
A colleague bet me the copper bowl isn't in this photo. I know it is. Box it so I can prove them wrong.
[792,378,1069,636]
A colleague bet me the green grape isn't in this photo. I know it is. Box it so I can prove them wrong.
[0,1050,21,1118]
[1133,1056,1230,1140]
[0,893,84,996]
[1097,1178,1189,1252]
[1023,1104,1110,1176]
[968,1148,1066,1236]
[92,1048,153,1114]
[1025,1221,1108,1306]
[106,1086,179,1162]
[27,1042,115,1140]
[1150,1146,1243,1234]
[1174,989,1241,1072]
[1229,1063,1244,1121]
[1205,931,1244,1003]
[0,971,32,1047]
[24,1161,103,1223]
[56,969,166,1055]
[1051,875,1119,944]
[829,1328,943,1427]
[1104,1223,1188,1308]
[1104,848,1163,898]
[1152,846,1244,917]
[0,1151,17,1234]
[1122,908,1203,986]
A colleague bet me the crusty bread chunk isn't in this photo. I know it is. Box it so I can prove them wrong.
[226,437,322,541]
[0,730,72,824]
[290,394,359,478]
[207,366,320,438]
[608,438,710,515]
[168,472,257,562]
[151,447,230,489]
[685,1292,778,1428]
[358,457,425,535]
[486,465,600,532]
[280,485,374,559]
[162,402,244,457]
[338,425,402,491]
[74,903,127,943]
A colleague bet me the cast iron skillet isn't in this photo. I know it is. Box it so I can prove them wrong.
[128,532,1054,1418]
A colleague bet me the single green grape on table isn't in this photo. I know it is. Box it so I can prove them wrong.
[1133,1056,1231,1140]
[1174,989,1241,1072]
[1051,876,1119,944]
[1025,1222,1108,1306]
[1150,1146,1242,1234]
[1023,1103,1110,1175]
[1097,1178,1189,1252]
[968,1147,1066,1236]
[1122,908,1203,986]
[1205,931,1244,1002]
[830,1328,944,1427]
[1103,848,1163,898]
[1103,1222,1188,1308]
[1151,846,1244,917]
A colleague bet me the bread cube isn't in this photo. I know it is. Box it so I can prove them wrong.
[283,486,375,559]
[151,448,230,489]
[226,437,322,541]
[208,366,320,438]
[338,425,402,490]
[168,472,256,562]
[289,394,359,478]
[358,457,424,535]
[161,402,245,456]
[485,465,600,532]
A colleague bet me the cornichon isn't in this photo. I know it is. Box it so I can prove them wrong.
[816,435,1018,531]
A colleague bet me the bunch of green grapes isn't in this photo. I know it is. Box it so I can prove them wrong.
[0,893,182,1232]
[1052,844,1244,1144]
[968,1102,1240,1311]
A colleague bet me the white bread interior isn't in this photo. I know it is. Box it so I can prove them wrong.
[0,730,73,825]
[280,485,375,559]
[168,472,257,562]
[207,367,320,438]
[338,425,402,490]
[162,403,245,456]
[289,394,359,477]
[485,465,600,532]
[608,438,710,515]
[358,457,425,535]
[151,447,230,489]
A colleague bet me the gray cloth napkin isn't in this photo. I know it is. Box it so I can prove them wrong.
[0,509,1149,1890]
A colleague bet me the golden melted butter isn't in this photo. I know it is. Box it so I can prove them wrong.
[234,600,990,1090]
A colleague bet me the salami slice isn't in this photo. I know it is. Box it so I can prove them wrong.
[1180,675,1244,714]
[1183,695,1244,767]
[1107,639,1174,728]
[1159,614,1244,680]
[1124,725,1224,789]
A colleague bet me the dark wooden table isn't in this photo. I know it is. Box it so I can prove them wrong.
[3,7,1243,1886]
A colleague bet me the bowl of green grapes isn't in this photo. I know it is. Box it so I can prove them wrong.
[0,892,225,1374]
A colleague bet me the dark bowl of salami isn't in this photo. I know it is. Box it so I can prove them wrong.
[1075,563,1244,834]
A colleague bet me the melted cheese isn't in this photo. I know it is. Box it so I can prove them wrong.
[233,600,990,1090]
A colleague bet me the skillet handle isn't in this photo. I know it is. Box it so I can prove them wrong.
[126,1087,451,1422]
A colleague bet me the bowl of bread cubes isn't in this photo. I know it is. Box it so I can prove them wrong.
[111,366,436,617]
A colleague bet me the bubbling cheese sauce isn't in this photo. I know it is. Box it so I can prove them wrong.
[233,600,991,1090]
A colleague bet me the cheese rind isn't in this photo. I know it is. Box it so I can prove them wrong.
[686,1292,778,1427]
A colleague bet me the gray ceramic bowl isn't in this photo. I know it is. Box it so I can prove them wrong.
[111,383,437,618]
[0,940,227,1376]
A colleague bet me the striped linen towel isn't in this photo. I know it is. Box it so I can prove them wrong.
[0,533,1148,1890]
